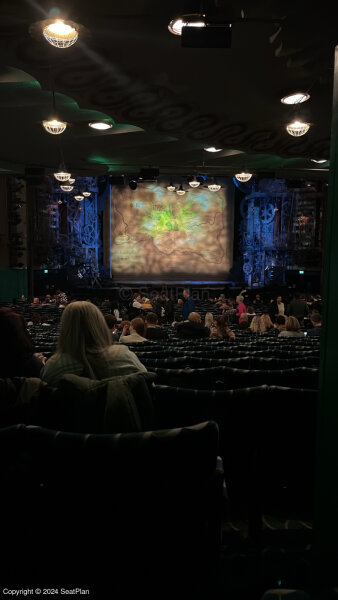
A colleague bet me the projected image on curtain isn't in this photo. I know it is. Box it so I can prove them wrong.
[105,180,234,281]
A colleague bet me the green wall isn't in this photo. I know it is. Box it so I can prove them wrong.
[0,268,28,301]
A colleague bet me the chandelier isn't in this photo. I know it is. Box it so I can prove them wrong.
[286,121,310,137]
[42,119,67,135]
[60,185,73,192]
[74,195,84,201]
[235,171,253,183]
[167,180,176,192]
[82,186,91,197]
[43,20,78,49]
[68,177,75,184]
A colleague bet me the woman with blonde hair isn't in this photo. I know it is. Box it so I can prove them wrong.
[42,301,146,387]
[278,316,304,338]
[249,315,261,333]
[260,313,274,332]
[204,312,214,329]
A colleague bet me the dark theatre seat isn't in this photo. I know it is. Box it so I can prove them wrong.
[1,421,223,597]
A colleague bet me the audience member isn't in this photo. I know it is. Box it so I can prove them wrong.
[307,312,322,336]
[287,292,309,324]
[260,313,274,332]
[249,315,261,333]
[269,295,285,321]
[204,312,214,329]
[274,315,286,332]
[120,317,147,343]
[235,295,247,321]
[42,302,146,386]
[182,288,195,320]
[145,312,168,340]
[132,293,143,309]
[238,313,250,329]
[31,297,40,306]
[278,316,304,338]
[175,312,209,339]
[104,314,120,342]
[0,307,45,378]
[210,315,235,339]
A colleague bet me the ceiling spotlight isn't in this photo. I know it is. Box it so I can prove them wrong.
[208,182,221,192]
[235,171,253,183]
[42,119,67,135]
[189,176,200,188]
[129,180,137,190]
[43,20,79,49]
[54,165,71,182]
[89,122,113,130]
[204,147,223,153]
[311,158,327,164]
[286,120,310,137]
[281,92,310,105]
[176,183,186,196]
[168,14,206,36]
[74,195,84,201]
[68,177,75,184]
[167,180,176,192]
[60,185,73,192]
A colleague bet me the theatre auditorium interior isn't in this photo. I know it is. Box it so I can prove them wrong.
[2,1,338,598]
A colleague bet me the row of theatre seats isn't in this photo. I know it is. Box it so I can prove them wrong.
[1,313,321,596]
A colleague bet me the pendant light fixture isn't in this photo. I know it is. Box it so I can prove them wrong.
[82,185,91,197]
[60,185,73,192]
[286,120,310,137]
[42,90,67,135]
[207,178,221,192]
[176,183,186,196]
[167,180,176,192]
[235,171,253,183]
[42,19,79,49]
[68,177,75,184]
[188,176,200,188]
[74,195,84,202]
[54,164,71,182]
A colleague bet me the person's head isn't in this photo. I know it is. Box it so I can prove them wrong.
[236,295,244,304]
[45,294,52,301]
[250,315,262,332]
[0,308,35,360]
[104,314,117,331]
[133,293,142,302]
[311,313,322,327]
[188,312,201,323]
[32,297,40,305]
[146,312,158,327]
[204,312,214,328]
[130,317,146,336]
[277,295,282,303]
[215,314,232,338]
[239,312,249,323]
[255,294,261,301]
[285,316,301,332]
[260,313,273,331]
[119,320,130,332]
[56,302,112,376]
[183,288,190,299]
[247,305,255,314]
[274,315,286,330]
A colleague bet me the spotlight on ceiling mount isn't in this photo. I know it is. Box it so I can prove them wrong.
[88,121,113,130]
[281,92,310,105]
[42,19,79,48]
[168,14,206,36]
[286,120,310,137]
[129,180,137,190]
